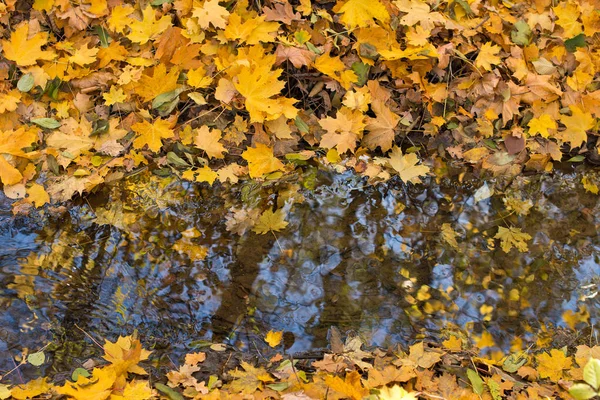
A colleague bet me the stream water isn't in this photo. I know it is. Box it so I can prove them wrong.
[1,166,599,379]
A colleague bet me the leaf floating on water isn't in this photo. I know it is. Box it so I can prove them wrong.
[494,226,531,253]
[27,351,45,366]
[387,147,429,184]
[440,223,459,249]
[265,330,283,347]
[253,208,289,234]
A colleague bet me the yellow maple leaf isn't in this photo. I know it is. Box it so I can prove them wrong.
[0,90,21,113]
[56,366,116,400]
[379,385,419,400]
[103,335,152,377]
[69,44,99,66]
[107,5,135,34]
[103,86,127,106]
[536,349,572,381]
[135,64,179,103]
[194,126,227,159]
[314,53,358,89]
[494,226,531,253]
[196,165,219,185]
[224,14,279,44]
[265,330,283,347]
[553,1,582,38]
[253,208,289,234]
[0,127,38,185]
[2,23,56,66]
[319,107,365,154]
[387,147,430,184]
[228,361,274,394]
[234,62,297,122]
[557,105,595,148]
[127,6,172,44]
[325,370,369,400]
[241,143,285,178]
[475,42,502,71]
[192,0,229,29]
[334,0,390,28]
[26,183,50,207]
[363,100,400,152]
[10,377,52,400]
[527,114,557,138]
[440,223,459,249]
[122,380,153,400]
[187,66,212,88]
[131,118,175,153]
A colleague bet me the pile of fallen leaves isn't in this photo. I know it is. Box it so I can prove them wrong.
[0,0,599,213]
[3,332,600,399]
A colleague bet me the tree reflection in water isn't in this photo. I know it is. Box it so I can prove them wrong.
[0,168,599,376]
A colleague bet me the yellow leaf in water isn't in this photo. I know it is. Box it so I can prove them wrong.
[103,335,152,377]
[265,330,283,347]
[440,223,459,249]
[494,226,531,253]
[56,366,116,400]
[253,208,289,234]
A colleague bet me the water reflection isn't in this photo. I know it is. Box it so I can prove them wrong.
[0,167,599,377]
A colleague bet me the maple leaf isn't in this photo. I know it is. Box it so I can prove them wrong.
[363,100,400,152]
[387,147,429,184]
[325,370,369,400]
[527,114,557,138]
[475,42,502,71]
[107,4,134,33]
[0,90,21,113]
[228,361,274,394]
[192,0,229,29]
[135,64,179,103]
[187,66,212,88]
[194,126,227,159]
[69,44,99,66]
[253,208,289,234]
[123,380,154,400]
[553,1,582,37]
[334,0,390,28]
[394,0,445,30]
[319,107,365,154]
[536,349,573,381]
[405,342,444,369]
[56,367,116,400]
[234,63,298,122]
[241,143,285,178]
[9,378,52,400]
[494,226,531,253]
[265,330,283,347]
[314,53,358,89]
[557,106,595,148]
[103,86,127,106]
[224,14,279,44]
[103,335,152,377]
[379,385,419,400]
[2,24,56,66]
[127,6,172,44]
[131,118,175,153]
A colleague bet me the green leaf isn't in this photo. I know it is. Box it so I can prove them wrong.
[511,21,531,46]
[351,62,370,87]
[167,152,189,167]
[294,116,309,133]
[266,382,289,391]
[467,368,485,395]
[502,352,528,373]
[17,73,35,92]
[155,383,184,400]
[91,119,109,137]
[569,383,598,400]
[93,25,111,47]
[27,351,45,366]
[568,155,585,162]
[71,367,91,381]
[584,358,600,390]
[305,42,322,55]
[152,88,185,110]
[487,378,501,400]
[31,118,61,129]
[565,34,586,52]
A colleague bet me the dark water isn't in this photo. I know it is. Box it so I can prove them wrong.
[1,166,599,378]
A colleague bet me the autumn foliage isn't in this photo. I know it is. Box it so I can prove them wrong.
[0,0,598,213]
